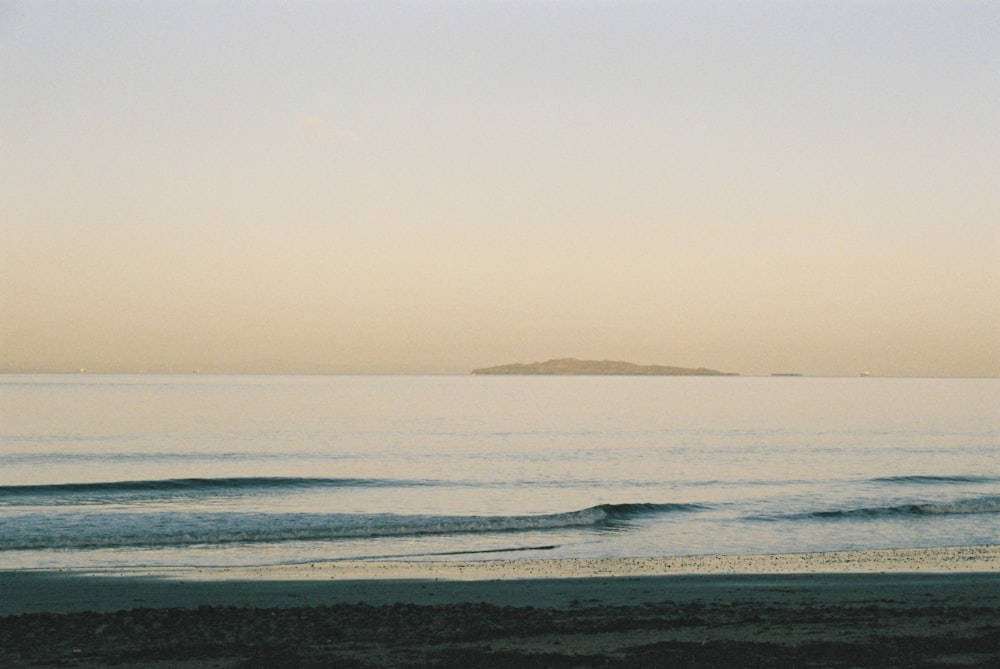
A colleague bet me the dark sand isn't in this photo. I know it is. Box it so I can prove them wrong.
[2,553,998,668]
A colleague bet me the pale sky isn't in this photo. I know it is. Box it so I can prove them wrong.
[2,1,998,376]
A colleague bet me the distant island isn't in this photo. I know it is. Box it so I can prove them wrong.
[471,358,737,376]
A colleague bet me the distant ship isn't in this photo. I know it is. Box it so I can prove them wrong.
[861,370,872,377]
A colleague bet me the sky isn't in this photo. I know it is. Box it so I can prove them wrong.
[1,0,998,376]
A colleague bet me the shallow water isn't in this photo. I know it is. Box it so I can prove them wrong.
[1,374,997,568]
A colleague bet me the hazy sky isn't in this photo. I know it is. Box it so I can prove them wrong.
[2,1,998,376]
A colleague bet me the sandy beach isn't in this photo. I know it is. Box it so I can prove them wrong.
[2,546,998,667]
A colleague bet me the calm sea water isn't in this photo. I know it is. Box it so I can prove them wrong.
[1,374,997,570]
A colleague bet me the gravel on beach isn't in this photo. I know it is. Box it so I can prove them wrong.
[4,549,998,667]
[2,592,998,668]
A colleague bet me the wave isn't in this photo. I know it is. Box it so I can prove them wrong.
[0,502,705,551]
[756,495,1000,521]
[0,477,432,504]
[872,475,1000,485]
[600,502,705,519]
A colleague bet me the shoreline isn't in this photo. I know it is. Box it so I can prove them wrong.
[130,543,1000,581]
[2,545,996,616]
[3,546,998,668]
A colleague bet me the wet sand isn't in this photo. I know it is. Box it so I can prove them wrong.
[2,546,998,667]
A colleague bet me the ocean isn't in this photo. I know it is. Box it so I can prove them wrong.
[1,374,997,570]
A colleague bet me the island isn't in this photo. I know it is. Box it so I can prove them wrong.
[471,358,737,376]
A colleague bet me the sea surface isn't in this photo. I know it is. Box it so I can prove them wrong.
[1,374,997,570]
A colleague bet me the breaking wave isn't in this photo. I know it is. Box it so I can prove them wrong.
[0,502,706,551]
[754,495,1000,522]
[872,475,1000,485]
